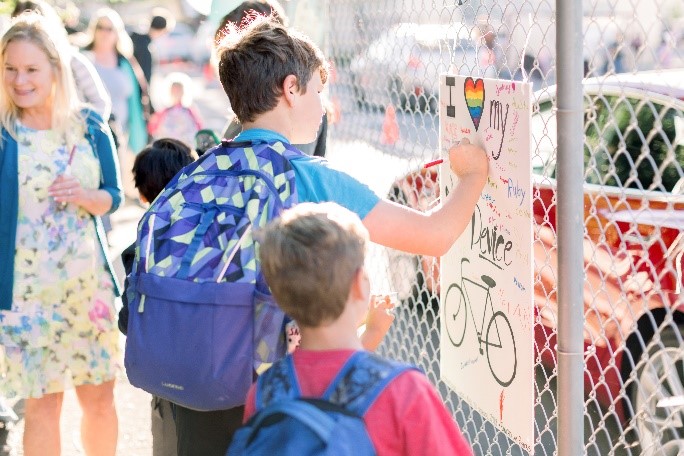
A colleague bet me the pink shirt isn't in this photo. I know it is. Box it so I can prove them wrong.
[244,349,473,456]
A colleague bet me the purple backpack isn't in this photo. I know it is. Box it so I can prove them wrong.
[124,139,300,411]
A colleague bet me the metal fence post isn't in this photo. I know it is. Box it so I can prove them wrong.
[556,0,585,455]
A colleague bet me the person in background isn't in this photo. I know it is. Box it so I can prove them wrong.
[213,0,327,157]
[11,0,112,120]
[82,7,149,200]
[119,138,197,456]
[130,8,172,86]
[0,12,123,455]
[246,202,473,455]
[148,72,203,146]
[474,21,507,79]
[60,1,82,36]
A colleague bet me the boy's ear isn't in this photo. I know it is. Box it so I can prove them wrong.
[350,267,370,302]
[282,74,299,106]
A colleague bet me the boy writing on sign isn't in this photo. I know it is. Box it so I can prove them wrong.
[172,16,488,455]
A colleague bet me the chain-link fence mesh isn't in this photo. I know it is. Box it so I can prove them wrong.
[303,0,684,454]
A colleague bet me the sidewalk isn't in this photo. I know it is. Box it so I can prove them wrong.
[6,374,153,456]
[6,202,153,456]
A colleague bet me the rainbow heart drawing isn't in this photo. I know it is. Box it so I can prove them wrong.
[463,77,485,131]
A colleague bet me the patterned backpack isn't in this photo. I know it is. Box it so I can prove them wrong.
[227,351,416,455]
[124,139,300,411]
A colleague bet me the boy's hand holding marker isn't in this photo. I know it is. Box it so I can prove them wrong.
[425,138,489,182]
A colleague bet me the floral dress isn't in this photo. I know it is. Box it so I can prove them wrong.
[0,123,119,399]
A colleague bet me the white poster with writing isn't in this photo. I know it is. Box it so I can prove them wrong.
[439,75,534,453]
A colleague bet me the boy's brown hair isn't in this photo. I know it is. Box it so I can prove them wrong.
[216,19,328,123]
[214,0,287,43]
[258,202,368,327]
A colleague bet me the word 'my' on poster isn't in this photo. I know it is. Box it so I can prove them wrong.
[439,75,533,453]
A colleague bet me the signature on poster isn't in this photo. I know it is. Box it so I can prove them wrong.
[470,203,514,269]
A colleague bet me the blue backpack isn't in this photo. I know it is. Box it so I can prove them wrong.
[227,351,416,455]
[124,139,301,411]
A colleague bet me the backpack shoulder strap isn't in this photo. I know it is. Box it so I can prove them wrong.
[255,354,301,410]
[280,141,309,161]
[323,351,418,417]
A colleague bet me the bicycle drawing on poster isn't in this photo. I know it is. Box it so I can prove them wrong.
[443,257,517,387]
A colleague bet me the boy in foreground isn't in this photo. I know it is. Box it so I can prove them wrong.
[247,202,473,455]
[173,16,488,455]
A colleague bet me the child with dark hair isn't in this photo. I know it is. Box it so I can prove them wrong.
[120,137,197,332]
[130,138,197,205]
[119,138,196,456]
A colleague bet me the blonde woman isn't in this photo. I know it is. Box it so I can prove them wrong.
[11,0,112,120]
[0,12,123,455]
[82,7,149,198]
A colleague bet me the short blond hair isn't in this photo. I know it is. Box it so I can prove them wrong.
[258,203,368,327]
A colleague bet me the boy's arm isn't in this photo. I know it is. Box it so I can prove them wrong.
[360,295,395,351]
[362,140,487,257]
[243,385,257,423]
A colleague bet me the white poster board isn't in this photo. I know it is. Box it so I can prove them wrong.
[438,75,534,453]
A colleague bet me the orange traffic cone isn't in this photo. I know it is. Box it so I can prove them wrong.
[203,62,214,83]
[329,96,341,125]
[381,104,400,145]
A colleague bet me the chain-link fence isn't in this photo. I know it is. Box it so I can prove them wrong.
[307,0,684,454]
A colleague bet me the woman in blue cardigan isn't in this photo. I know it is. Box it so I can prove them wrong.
[0,13,123,454]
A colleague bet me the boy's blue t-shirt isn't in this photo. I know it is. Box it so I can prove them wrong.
[234,129,380,219]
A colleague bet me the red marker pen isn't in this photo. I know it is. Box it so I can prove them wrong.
[423,158,444,169]
[64,145,77,175]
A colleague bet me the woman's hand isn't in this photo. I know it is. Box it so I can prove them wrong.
[48,174,84,206]
[48,174,113,216]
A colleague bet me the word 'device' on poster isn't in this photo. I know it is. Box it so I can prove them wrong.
[439,74,533,453]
